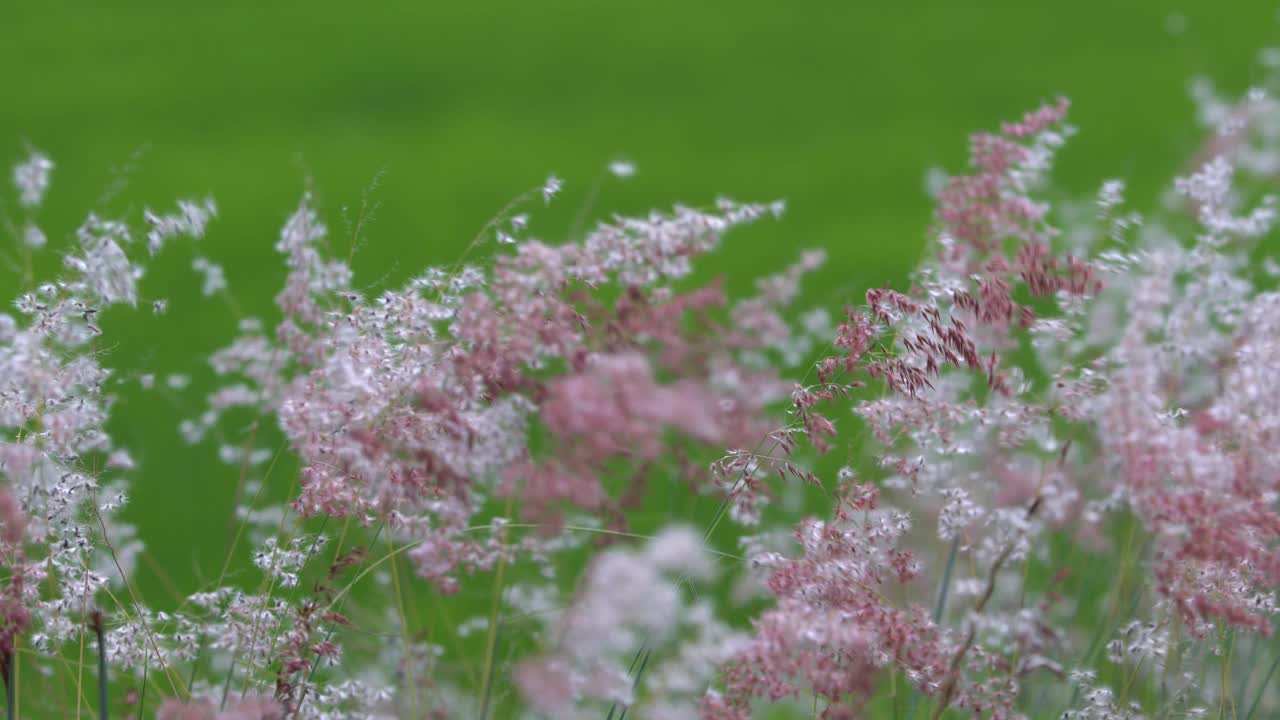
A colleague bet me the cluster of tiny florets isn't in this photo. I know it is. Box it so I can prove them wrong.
[4,62,1280,720]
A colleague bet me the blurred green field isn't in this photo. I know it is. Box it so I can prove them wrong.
[2,1,1279,715]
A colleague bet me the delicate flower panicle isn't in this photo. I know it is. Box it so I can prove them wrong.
[713,99,1103,720]
[178,183,807,595]
[1088,104,1280,635]
[22,221,45,250]
[10,70,1280,720]
[0,152,160,695]
[12,148,52,208]
[0,486,29,681]
[66,213,141,307]
[939,98,1068,258]
[608,160,637,179]
[192,256,227,296]
[542,174,563,204]
[709,514,963,719]
[145,197,218,253]
[0,486,24,547]
[931,98,1099,380]
[515,528,741,719]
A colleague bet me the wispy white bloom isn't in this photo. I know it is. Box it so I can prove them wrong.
[12,149,53,208]
[608,160,636,179]
[542,174,563,204]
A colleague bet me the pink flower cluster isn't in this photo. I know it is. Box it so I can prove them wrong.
[4,66,1280,720]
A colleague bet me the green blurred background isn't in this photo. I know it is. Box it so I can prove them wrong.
[2,0,1279,712]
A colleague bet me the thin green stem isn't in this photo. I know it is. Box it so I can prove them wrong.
[138,650,149,720]
[934,538,960,623]
[219,657,236,711]
[93,612,107,720]
[477,619,503,720]
[4,649,14,720]
[186,636,205,700]
[1245,650,1280,720]
[615,650,650,720]
[606,644,650,720]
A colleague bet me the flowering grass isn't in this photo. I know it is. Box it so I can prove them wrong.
[6,43,1280,720]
